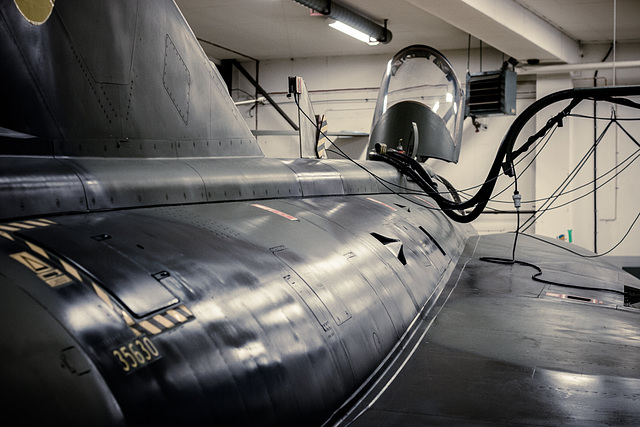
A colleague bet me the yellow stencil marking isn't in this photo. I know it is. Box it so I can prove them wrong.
[139,321,162,335]
[9,251,47,271]
[24,220,52,227]
[153,314,175,329]
[8,222,35,229]
[121,311,135,326]
[0,231,15,241]
[26,241,49,259]
[9,251,72,287]
[167,309,188,323]
[179,305,193,317]
[60,259,82,281]
[92,282,114,310]
[0,225,20,232]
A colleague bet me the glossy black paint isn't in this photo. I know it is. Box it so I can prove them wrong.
[0,194,471,425]
[1,0,638,425]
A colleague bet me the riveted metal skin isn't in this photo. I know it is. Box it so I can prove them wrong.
[0,0,253,149]
[0,194,471,425]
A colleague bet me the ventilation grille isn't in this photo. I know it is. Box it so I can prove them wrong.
[465,69,516,117]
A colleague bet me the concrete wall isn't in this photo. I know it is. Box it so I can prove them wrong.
[229,44,640,258]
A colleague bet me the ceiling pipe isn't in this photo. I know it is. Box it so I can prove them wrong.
[517,60,640,75]
[292,0,392,43]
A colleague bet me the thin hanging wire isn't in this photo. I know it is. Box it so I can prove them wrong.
[613,0,617,86]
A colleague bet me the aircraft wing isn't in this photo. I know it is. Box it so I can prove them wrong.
[331,232,640,426]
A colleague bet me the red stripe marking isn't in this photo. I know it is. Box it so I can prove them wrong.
[251,204,299,221]
[413,195,437,209]
[366,197,397,211]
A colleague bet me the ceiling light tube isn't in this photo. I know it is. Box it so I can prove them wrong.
[329,21,379,45]
[293,0,392,44]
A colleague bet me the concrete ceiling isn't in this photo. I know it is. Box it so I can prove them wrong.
[176,0,640,63]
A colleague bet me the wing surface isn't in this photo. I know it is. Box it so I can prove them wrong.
[332,233,640,426]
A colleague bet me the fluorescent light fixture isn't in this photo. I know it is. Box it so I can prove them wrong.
[329,21,379,45]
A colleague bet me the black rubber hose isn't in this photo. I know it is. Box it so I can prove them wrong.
[372,151,486,223]
[371,86,640,223]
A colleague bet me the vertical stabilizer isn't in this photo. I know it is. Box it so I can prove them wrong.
[0,0,262,158]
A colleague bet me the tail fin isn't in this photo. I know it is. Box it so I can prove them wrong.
[316,115,329,159]
[0,0,261,158]
[289,75,332,159]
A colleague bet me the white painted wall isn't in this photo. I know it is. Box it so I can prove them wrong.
[230,43,640,257]
[534,73,640,257]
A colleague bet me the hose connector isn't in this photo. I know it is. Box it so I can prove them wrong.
[374,143,387,154]
[513,191,521,210]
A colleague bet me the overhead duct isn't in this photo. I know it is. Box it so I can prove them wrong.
[293,0,392,44]
[517,60,640,75]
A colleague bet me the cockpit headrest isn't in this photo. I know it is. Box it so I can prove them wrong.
[368,45,464,163]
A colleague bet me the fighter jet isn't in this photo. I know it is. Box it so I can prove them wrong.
[1,1,639,425]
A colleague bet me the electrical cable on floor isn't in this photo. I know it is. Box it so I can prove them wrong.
[479,167,522,265]
[478,175,631,296]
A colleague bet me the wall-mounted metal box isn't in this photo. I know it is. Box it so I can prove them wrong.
[465,69,517,116]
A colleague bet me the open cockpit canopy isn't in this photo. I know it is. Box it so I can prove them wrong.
[368,45,465,163]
